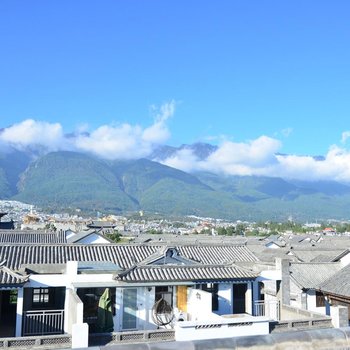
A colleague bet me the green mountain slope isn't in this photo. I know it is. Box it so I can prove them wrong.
[14,152,138,212]
[2,150,350,220]
[111,158,211,201]
[0,149,31,198]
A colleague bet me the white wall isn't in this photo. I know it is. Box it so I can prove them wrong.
[187,289,213,321]
[306,290,326,314]
[266,242,280,249]
[217,283,232,315]
[175,315,269,341]
[78,234,111,244]
[339,252,350,267]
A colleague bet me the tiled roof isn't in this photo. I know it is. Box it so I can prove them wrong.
[138,246,198,266]
[0,230,67,244]
[117,264,256,282]
[320,264,350,298]
[232,244,291,263]
[0,244,257,271]
[176,245,258,264]
[0,244,157,270]
[290,262,342,289]
[291,250,344,262]
[0,265,28,286]
[87,221,116,228]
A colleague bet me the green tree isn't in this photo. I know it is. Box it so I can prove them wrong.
[105,231,121,243]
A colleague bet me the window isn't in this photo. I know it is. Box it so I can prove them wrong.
[9,290,18,304]
[316,291,325,307]
[33,288,49,305]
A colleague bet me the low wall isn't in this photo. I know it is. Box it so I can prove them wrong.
[175,316,269,341]
[269,304,333,333]
[0,334,71,349]
[280,304,328,320]
[101,327,350,350]
[89,329,175,346]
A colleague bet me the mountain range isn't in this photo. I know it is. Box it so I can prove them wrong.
[1,144,350,221]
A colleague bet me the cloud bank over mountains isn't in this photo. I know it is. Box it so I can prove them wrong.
[2,102,350,182]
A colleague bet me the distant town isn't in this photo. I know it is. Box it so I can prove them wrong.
[1,199,349,239]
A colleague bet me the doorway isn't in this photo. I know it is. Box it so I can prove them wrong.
[232,284,247,314]
[77,288,115,333]
[0,290,17,337]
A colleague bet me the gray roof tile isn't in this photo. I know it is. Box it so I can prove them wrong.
[0,230,66,244]
[290,262,342,289]
[118,264,256,282]
[320,264,350,297]
[0,244,257,272]
[0,265,28,286]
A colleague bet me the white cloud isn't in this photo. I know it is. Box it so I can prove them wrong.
[75,123,153,159]
[3,114,350,183]
[159,134,350,183]
[0,101,175,159]
[206,136,281,168]
[0,119,67,151]
[142,100,175,144]
[281,127,293,137]
[273,146,350,182]
[161,136,281,176]
[341,131,350,144]
[162,149,201,173]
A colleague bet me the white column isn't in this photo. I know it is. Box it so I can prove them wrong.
[245,282,253,315]
[252,281,259,315]
[15,288,24,337]
[64,288,70,333]
[114,288,122,331]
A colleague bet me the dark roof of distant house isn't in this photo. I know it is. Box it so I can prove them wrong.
[0,230,67,244]
[133,234,247,245]
[87,221,116,229]
[0,221,15,230]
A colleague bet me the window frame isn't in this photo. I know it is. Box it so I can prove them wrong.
[32,288,50,307]
[316,291,325,307]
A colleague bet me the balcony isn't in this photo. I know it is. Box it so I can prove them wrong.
[22,310,64,336]
[254,300,280,320]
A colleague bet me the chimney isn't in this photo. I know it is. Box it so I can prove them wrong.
[275,258,290,305]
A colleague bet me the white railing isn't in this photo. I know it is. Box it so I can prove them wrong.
[254,300,280,321]
[22,310,64,336]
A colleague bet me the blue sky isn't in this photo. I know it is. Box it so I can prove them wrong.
[1,1,350,181]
